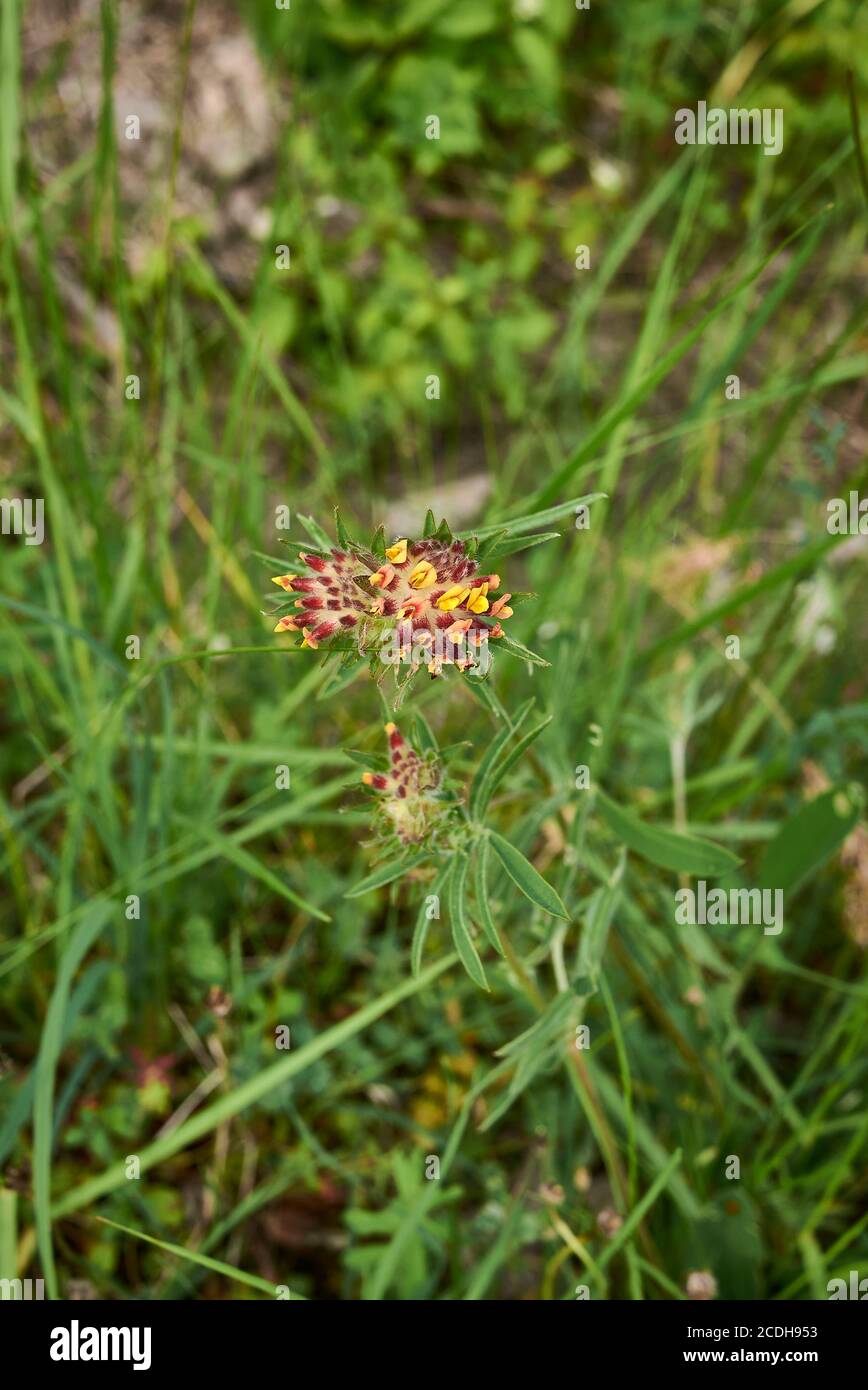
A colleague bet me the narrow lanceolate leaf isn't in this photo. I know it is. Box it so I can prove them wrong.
[343,748,389,773]
[477,531,561,564]
[473,837,504,956]
[296,513,333,551]
[487,831,569,920]
[195,822,331,921]
[758,786,862,894]
[578,853,625,987]
[496,632,550,668]
[345,850,430,898]
[96,1218,287,1299]
[411,860,453,977]
[411,710,439,757]
[34,905,112,1298]
[0,1186,15,1291]
[334,506,353,549]
[459,493,607,541]
[449,854,488,990]
[471,713,552,820]
[468,698,535,819]
[596,789,741,877]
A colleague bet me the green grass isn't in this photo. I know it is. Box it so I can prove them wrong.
[0,0,867,1301]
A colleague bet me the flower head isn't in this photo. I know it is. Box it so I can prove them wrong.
[362,723,451,846]
[269,518,520,686]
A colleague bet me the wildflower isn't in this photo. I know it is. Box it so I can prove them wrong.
[685,1270,718,1301]
[539,1183,565,1206]
[465,584,490,614]
[361,723,450,846]
[269,521,521,681]
[596,1207,623,1238]
[408,559,437,588]
[369,563,397,589]
[206,985,233,1018]
[129,1047,176,1116]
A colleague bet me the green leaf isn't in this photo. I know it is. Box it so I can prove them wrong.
[459,493,606,541]
[412,711,439,757]
[449,854,488,989]
[477,530,561,564]
[467,698,534,816]
[469,702,548,819]
[343,748,389,773]
[296,513,333,550]
[577,853,625,987]
[433,0,499,40]
[512,27,559,96]
[473,837,504,956]
[334,506,353,549]
[481,713,551,812]
[411,860,453,977]
[460,669,513,722]
[0,1187,15,1286]
[345,851,430,898]
[34,905,112,1298]
[487,831,568,920]
[758,786,862,894]
[423,508,437,537]
[596,789,741,877]
[596,1149,683,1273]
[191,821,331,922]
[370,523,387,559]
[277,538,326,557]
[495,631,550,668]
[96,1217,285,1298]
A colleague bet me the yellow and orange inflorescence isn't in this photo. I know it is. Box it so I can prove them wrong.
[271,534,514,675]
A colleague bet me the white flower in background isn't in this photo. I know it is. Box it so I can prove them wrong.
[590,158,625,194]
[794,574,839,654]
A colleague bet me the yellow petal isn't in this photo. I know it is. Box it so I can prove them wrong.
[409,560,437,589]
[466,584,489,614]
[385,539,408,564]
[435,584,471,612]
[271,574,295,590]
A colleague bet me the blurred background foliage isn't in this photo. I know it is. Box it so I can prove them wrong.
[0,0,867,1300]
